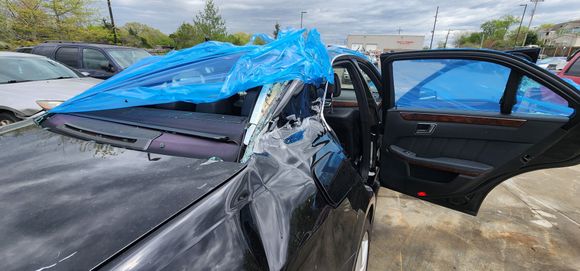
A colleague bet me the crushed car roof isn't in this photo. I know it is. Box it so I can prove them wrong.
[51,29,359,114]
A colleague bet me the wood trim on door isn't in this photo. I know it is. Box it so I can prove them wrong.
[400,112,526,127]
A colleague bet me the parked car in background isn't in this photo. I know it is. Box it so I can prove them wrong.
[1,27,579,270]
[558,50,580,84]
[0,52,101,126]
[31,41,151,79]
[536,56,568,72]
[15,47,33,54]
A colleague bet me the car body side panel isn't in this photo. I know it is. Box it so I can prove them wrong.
[558,53,580,85]
[103,89,373,270]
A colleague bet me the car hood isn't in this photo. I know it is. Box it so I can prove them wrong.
[0,78,101,117]
[0,122,244,271]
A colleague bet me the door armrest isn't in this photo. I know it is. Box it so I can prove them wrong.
[389,145,493,177]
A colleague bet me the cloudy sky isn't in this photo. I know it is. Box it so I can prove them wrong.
[95,0,580,47]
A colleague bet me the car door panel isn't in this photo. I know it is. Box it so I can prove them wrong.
[382,109,568,195]
[379,50,580,215]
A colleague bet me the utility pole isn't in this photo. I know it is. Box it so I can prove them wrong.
[443,29,451,48]
[107,0,118,44]
[429,6,439,49]
[397,26,402,35]
[521,0,544,47]
[300,11,307,28]
[480,33,485,48]
[514,4,527,47]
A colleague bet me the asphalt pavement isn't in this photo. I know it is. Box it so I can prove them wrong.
[369,165,580,271]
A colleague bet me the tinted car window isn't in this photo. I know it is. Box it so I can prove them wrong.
[393,59,510,112]
[358,63,381,104]
[33,46,56,57]
[513,76,574,117]
[565,58,580,77]
[107,49,151,69]
[83,48,110,71]
[55,47,80,68]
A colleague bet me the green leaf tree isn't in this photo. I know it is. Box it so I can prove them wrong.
[193,0,227,41]
[119,22,172,48]
[43,0,94,40]
[2,0,52,42]
[170,22,202,49]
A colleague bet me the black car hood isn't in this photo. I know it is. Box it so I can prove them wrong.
[0,122,244,270]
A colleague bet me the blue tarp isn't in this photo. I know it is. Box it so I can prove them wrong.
[51,29,334,113]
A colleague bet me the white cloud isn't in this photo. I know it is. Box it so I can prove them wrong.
[97,0,580,46]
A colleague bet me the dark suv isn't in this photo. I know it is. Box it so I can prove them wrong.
[31,42,151,79]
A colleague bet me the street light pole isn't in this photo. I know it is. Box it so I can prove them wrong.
[300,11,307,28]
[521,0,544,47]
[514,4,527,47]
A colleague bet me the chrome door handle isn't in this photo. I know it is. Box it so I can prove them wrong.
[416,122,437,134]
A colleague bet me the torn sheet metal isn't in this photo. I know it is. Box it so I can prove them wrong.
[50,29,333,114]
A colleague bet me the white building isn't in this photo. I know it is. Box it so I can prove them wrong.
[346,34,425,53]
[537,20,580,48]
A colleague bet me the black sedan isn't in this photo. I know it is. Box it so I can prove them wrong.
[0,40,579,270]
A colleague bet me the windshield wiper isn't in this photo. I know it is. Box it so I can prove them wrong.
[0,79,34,84]
[46,76,74,80]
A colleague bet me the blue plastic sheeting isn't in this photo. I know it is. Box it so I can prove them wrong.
[393,58,575,116]
[51,29,333,113]
[393,59,510,112]
[562,78,580,90]
[326,45,370,61]
[513,76,574,116]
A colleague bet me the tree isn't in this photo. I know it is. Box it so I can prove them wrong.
[193,0,227,41]
[273,21,280,39]
[227,32,251,45]
[0,9,14,42]
[43,0,93,40]
[170,22,201,49]
[454,31,483,48]
[480,15,518,40]
[77,24,114,44]
[2,0,52,41]
[119,22,172,48]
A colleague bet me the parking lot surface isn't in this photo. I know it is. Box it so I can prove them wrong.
[369,165,580,271]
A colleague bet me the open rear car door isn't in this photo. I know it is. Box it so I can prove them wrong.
[378,49,580,215]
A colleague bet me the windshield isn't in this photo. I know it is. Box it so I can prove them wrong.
[107,49,152,69]
[537,57,566,65]
[0,57,79,84]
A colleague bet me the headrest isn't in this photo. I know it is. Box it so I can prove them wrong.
[333,73,341,97]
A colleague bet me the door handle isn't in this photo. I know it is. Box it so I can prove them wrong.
[416,122,437,134]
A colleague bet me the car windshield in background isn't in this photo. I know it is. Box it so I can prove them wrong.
[537,57,567,65]
[0,57,79,84]
[107,49,152,69]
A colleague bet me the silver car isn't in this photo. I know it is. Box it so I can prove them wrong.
[0,52,101,126]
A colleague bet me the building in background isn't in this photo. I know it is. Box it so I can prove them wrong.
[346,34,425,53]
[537,20,580,56]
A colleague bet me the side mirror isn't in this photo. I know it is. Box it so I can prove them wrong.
[80,71,90,76]
[100,61,117,73]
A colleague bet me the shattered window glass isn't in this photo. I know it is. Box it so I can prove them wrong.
[513,76,574,116]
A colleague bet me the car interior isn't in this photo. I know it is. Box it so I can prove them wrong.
[42,87,265,162]
[323,61,375,179]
